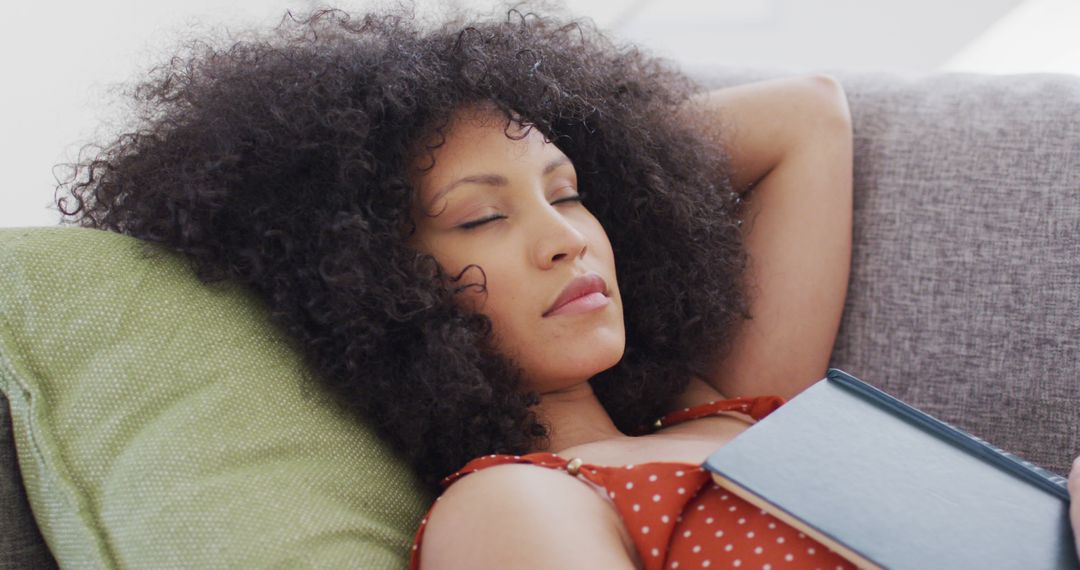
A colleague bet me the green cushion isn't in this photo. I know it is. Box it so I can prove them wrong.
[0,227,431,569]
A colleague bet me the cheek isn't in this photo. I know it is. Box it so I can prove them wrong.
[464,274,532,359]
[436,248,511,317]
[587,220,617,268]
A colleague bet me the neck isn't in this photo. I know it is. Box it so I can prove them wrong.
[531,381,631,454]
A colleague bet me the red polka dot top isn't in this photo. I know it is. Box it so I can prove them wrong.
[410,396,856,570]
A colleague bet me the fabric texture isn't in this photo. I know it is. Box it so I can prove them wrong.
[694,71,1080,477]
[0,226,432,569]
[411,397,855,569]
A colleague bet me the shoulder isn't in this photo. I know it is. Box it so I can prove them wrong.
[419,462,638,570]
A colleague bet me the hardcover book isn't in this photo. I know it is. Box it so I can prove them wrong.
[703,368,1078,569]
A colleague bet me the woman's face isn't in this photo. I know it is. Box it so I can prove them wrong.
[409,108,625,394]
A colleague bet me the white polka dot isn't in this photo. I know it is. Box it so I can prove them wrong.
[836,566,844,570]
[653,494,662,502]
[776,537,785,544]
[609,491,616,499]
[651,548,660,557]
[411,545,418,551]
[807,548,816,555]
[798,533,806,539]
[642,526,650,534]
[746,531,755,539]
[626,464,635,469]
[724,544,733,552]
[626,482,635,490]
[705,517,714,524]
[728,506,737,512]
[702,561,711,568]
[649,474,658,482]
[692,545,701,553]
[683,530,692,538]
[759,509,767,515]
[676,470,685,477]
[421,518,427,525]
[768,522,776,529]
[733,559,741,567]
[672,562,679,569]
[785,554,794,562]
[662,515,670,523]
[714,530,724,538]
[711,483,720,490]
[737,518,746,525]
[633,503,641,512]
[763,565,772,570]
[754,546,763,555]
[721,494,729,500]
[678,487,686,495]
[697,504,706,511]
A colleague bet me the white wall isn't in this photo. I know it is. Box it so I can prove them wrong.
[1,0,1072,228]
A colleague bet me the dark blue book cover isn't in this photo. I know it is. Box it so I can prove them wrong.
[703,368,1078,569]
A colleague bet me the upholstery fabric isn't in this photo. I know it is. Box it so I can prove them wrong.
[0,227,432,569]
[836,73,1080,477]
[697,70,1080,476]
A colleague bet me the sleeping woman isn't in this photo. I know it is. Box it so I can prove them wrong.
[56,7,1080,569]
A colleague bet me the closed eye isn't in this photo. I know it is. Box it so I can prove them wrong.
[457,194,587,230]
[553,194,585,206]
[458,213,506,230]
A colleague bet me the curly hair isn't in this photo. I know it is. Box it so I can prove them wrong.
[56,6,749,487]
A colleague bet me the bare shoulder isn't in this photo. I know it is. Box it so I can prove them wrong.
[419,463,638,570]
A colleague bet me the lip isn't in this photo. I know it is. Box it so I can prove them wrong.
[543,273,609,317]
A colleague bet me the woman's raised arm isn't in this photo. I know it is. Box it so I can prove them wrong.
[690,75,853,401]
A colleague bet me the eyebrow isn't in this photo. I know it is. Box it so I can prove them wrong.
[429,156,572,204]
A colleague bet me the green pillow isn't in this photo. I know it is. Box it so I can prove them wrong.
[0,227,432,569]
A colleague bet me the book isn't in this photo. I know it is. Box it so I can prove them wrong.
[703,368,1078,569]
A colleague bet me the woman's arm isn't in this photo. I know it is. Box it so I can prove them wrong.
[687,75,854,402]
[419,464,638,569]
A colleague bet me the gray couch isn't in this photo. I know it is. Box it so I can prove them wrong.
[3,70,1079,568]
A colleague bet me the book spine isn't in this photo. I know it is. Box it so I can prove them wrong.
[826,368,1070,500]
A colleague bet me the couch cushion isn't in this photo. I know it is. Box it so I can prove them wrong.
[833,72,1080,477]
[0,226,431,568]
[695,70,1080,477]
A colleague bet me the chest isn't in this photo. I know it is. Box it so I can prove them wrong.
[559,413,753,467]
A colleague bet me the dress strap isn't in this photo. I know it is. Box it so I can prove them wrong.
[646,395,786,432]
[439,452,566,490]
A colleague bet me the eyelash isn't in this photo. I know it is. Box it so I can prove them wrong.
[458,194,587,230]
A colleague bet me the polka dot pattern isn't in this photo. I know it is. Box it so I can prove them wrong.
[410,396,857,570]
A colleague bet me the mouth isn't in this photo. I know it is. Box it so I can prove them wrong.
[543,273,609,318]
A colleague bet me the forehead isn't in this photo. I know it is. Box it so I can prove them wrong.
[413,108,569,199]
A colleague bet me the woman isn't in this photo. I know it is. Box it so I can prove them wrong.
[56,7,1079,569]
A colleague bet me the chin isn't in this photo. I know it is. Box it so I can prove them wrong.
[562,343,625,380]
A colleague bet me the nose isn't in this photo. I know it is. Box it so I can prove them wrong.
[533,207,589,269]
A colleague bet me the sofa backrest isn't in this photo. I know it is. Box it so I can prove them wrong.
[697,69,1080,476]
